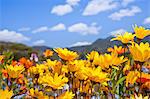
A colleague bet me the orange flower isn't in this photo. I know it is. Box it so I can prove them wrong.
[25,60,33,69]
[11,60,18,66]
[136,73,150,83]
[43,49,53,57]
[141,81,150,90]
[19,57,26,63]
[16,74,24,84]
[2,69,8,78]
[19,57,33,69]
[107,45,127,54]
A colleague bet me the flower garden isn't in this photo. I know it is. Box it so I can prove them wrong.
[0,26,150,99]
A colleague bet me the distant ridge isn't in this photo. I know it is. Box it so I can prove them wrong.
[70,36,121,53]
[32,46,52,52]
[27,36,150,53]
[0,36,149,59]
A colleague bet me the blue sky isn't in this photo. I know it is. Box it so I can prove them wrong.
[0,0,150,47]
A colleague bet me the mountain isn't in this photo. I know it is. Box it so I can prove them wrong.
[32,36,117,53]
[71,36,150,53]
[32,46,52,52]
[0,36,149,60]
[70,36,121,53]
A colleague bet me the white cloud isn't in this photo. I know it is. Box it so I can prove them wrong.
[32,26,49,33]
[83,0,118,16]
[110,29,126,36]
[66,0,80,6]
[71,41,92,47]
[143,17,150,24]
[122,0,135,6]
[33,40,45,46]
[51,4,73,16]
[18,27,31,32]
[68,23,101,35]
[50,23,66,31]
[0,29,30,42]
[109,6,141,21]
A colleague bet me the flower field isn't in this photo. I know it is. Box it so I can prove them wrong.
[0,26,150,99]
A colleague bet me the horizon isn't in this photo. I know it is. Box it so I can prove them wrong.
[0,35,113,48]
[1,0,150,47]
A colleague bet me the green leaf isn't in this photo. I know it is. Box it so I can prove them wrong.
[116,76,126,86]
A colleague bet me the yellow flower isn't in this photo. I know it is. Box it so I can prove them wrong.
[74,66,89,80]
[61,65,69,74]
[131,93,149,99]
[0,55,4,62]
[110,53,128,70]
[43,49,53,57]
[129,42,150,62]
[0,89,13,99]
[92,53,111,68]
[72,78,80,89]
[93,52,127,69]
[81,80,91,93]
[29,64,48,75]
[46,59,62,73]
[45,59,68,74]
[5,65,25,78]
[58,91,75,99]
[141,73,150,80]
[50,61,62,74]
[87,67,110,84]
[29,88,49,99]
[45,59,58,68]
[111,32,135,44]
[107,45,127,54]
[123,60,131,74]
[126,71,140,86]
[54,48,78,61]
[134,25,150,39]
[68,60,86,72]
[86,51,99,61]
[38,73,68,89]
